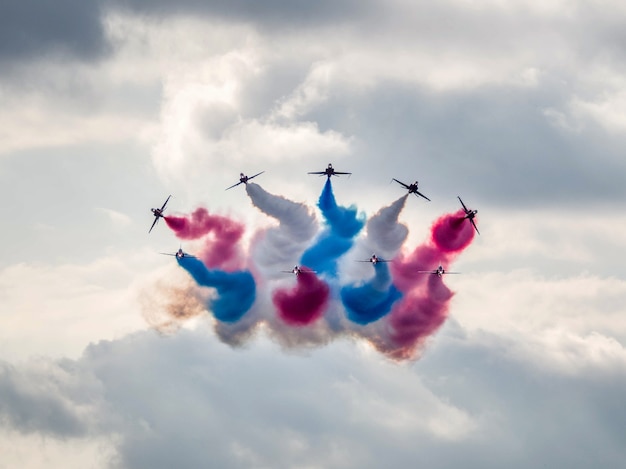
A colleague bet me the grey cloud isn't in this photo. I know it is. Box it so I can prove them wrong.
[294,81,626,210]
[418,323,626,468]
[112,0,372,29]
[0,327,625,468]
[0,360,96,437]
[0,1,107,63]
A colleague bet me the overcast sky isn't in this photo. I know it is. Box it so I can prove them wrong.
[1,1,626,467]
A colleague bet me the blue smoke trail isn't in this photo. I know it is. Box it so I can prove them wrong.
[300,178,365,276]
[177,257,256,323]
[340,262,402,325]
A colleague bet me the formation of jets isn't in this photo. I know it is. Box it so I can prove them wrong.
[418,264,460,277]
[151,165,480,277]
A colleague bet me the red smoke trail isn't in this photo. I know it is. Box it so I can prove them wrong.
[391,244,445,293]
[385,209,475,359]
[165,208,245,271]
[272,271,330,326]
[386,275,453,360]
[431,209,475,253]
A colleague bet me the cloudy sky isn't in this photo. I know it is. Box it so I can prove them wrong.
[2,0,626,467]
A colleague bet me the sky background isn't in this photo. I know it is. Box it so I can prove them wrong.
[1,0,626,467]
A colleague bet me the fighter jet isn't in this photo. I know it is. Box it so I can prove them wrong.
[392,178,431,201]
[225,171,264,190]
[308,163,351,178]
[418,264,460,277]
[281,265,317,276]
[356,254,390,265]
[458,196,479,234]
[149,195,171,233]
[160,247,196,259]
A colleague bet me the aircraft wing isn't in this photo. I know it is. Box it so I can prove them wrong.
[297,268,317,273]
[308,171,326,175]
[247,171,264,181]
[457,196,468,211]
[470,218,480,235]
[333,171,351,175]
[149,217,159,233]
[417,270,437,274]
[160,195,171,211]
[225,181,243,190]
[414,191,431,202]
[161,252,197,258]
[392,178,410,189]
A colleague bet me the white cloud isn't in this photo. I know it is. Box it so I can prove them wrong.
[454,270,626,339]
[0,429,114,469]
[96,208,132,227]
[570,90,626,133]
[0,251,163,361]
[0,96,151,156]
[149,49,352,187]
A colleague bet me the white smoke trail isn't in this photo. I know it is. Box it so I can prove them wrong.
[246,182,318,279]
[341,195,409,282]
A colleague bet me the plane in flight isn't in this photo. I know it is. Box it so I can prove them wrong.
[226,171,264,190]
[149,195,171,233]
[281,265,317,276]
[392,178,431,201]
[160,247,196,259]
[356,254,390,265]
[418,264,460,277]
[458,196,479,234]
[308,163,351,178]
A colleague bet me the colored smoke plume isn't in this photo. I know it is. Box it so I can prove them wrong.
[431,210,475,252]
[153,182,477,361]
[166,208,245,270]
[139,277,207,334]
[382,208,475,360]
[341,262,402,325]
[385,274,454,360]
[272,271,330,326]
[301,179,364,276]
[177,257,255,323]
[390,244,444,293]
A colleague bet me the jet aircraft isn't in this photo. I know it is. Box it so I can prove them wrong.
[149,195,171,233]
[418,264,460,277]
[160,247,196,259]
[226,171,264,190]
[392,178,431,201]
[458,196,479,234]
[356,254,389,265]
[281,265,317,276]
[308,163,351,178]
